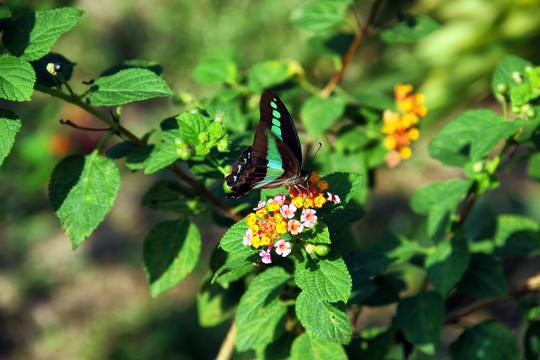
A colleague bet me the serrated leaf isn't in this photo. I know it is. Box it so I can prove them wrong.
[48,152,120,249]
[492,55,533,96]
[3,8,84,61]
[176,113,210,144]
[0,109,22,167]
[323,172,364,205]
[197,280,241,328]
[235,267,291,351]
[411,179,472,242]
[426,236,470,295]
[211,253,257,286]
[450,320,520,360]
[192,57,237,84]
[290,0,352,33]
[429,109,521,167]
[494,214,540,256]
[247,60,291,92]
[87,68,174,106]
[298,221,331,244]
[0,55,36,101]
[457,253,507,299]
[301,95,347,139]
[219,219,258,255]
[380,15,440,43]
[125,142,178,174]
[324,207,365,240]
[143,218,201,297]
[295,251,352,303]
[396,291,444,355]
[290,332,347,360]
[529,153,540,181]
[295,291,351,345]
[105,141,137,159]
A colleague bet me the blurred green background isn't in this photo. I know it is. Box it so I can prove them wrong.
[1,0,540,359]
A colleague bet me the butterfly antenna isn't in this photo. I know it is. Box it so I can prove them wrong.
[309,142,323,165]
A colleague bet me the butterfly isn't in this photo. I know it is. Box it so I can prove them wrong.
[225,89,310,199]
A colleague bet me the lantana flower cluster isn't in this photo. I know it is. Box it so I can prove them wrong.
[243,172,340,264]
[382,84,427,168]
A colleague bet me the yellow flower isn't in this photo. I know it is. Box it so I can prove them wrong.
[314,195,326,208]
[317,180,328,190]
[276,221,287,234]
[256,208,267,217]
[274,213,283,223]
[251,236,261,248]
[292,197,303,208]
[408,128,419,141]
[250,224,259,235]
[304,198,314,209]
[260,236,271,246]
[246,213,257,225]
[399,146,412,159]
[382,122,396,135]
[267,202,280,212]
[383,136,397,150]
[395,84,413,99]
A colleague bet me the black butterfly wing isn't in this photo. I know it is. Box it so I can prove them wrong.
[225,90,306,198]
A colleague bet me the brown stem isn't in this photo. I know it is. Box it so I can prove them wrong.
[444,272,540,325]
[320,0,382,98]
[216,321,237,360]
[35,84,242,222]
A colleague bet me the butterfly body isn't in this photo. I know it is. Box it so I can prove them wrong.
[225,90,310,199]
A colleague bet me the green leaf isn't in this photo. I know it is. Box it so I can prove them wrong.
[219,219,258,255]
[492,55,533,96]
[247,60,291,92]
[529,153,540,181]
[192,57,237,84]
[396,291,444,355]
[295,251,352,303]
[3,8,84,61]
[290,332,347,360]
[141,180,208,215]
[48,152,121,249]
[426,236,470,295]
[0,6,12,19]
[524,320,540,360]
[212,255,256,288]
[143,218,201,297]
[0,54,36,101]
[197,279,242,328]
[347,251,395,282]
[0,109,21,167]
[511,83,534,106]
[456,253,507,299]
[295,291,352,345]
[176,113,210,144]
[354,91,395,111]
[450,320,520,360]
[105,141,137,159]
[235,267,291,351]
[301,95,347,139]
[298,221,331,244]
[87,68,174,106]
[290,0,352,33]
[411,179,472,242]
[125,142,178,174]
[368,233,423,265]
[324,207,365,240]
[380,15,440,43]
[494,214,540,256]
[429,109,522,167]
[323,172,364,205]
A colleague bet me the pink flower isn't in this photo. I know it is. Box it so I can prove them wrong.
[280,204,297,219]
[287,219,304,235]
[301,208,317,228]
[274,240,291,257]
[326,192,341,204]
[260,249,272,264]
[273,194,286,205]
[243,229,252,246]
[253,201,266,211]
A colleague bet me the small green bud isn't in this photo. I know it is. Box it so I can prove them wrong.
[177,147,192,161]
[524,65,534,75]
[304,243,316,255]
[217,138,230,152]
[174,137,186,148]
[198,132,209,143]
[223,181,231,193]
[315,244,330,256]
[495,82,508,94]
[511,105,522,114]
[223,164,233,175]
[526,108,537,119]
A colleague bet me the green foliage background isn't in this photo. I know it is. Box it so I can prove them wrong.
[1,0,540,359]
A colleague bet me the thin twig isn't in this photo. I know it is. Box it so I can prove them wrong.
[35,84,242,222]
[216,321,237,360]
[320,0,382,98]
